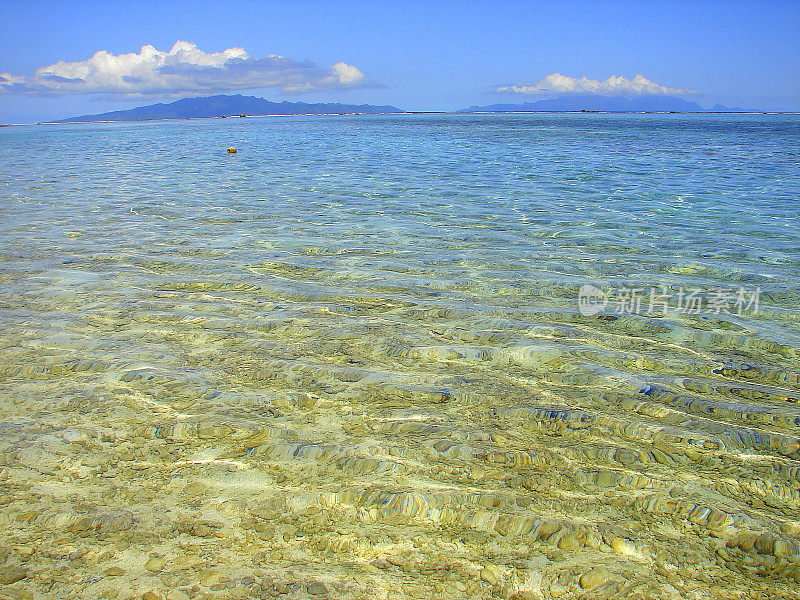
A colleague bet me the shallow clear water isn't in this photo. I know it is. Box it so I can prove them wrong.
[1,113,799,599]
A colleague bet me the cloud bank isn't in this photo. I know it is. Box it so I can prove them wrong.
[0,41,374,96]
[497,73,693,96]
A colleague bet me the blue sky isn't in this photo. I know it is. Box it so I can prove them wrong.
[1,0,798,122]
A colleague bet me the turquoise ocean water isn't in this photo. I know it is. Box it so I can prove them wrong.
[1,114,799,599]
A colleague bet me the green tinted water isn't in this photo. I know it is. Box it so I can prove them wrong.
[0,114,799,599]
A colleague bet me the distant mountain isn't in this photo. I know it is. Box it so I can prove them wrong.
[460,95,756,113]
[708,103,751,113]
[56,94,404,122]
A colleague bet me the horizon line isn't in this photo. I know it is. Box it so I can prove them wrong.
[3,109,798,127]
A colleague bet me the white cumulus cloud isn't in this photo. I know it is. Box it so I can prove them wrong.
[0,41,374,96]
[497,73,693,96]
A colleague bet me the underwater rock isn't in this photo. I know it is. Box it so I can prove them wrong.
[579,567,610,590]
[0,565,27,584]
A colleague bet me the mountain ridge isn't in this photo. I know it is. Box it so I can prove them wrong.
[460,95,753,113]
[56,94,404,122]
[52,93,761,123]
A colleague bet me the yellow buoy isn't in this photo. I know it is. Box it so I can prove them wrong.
[227,147,237,154]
